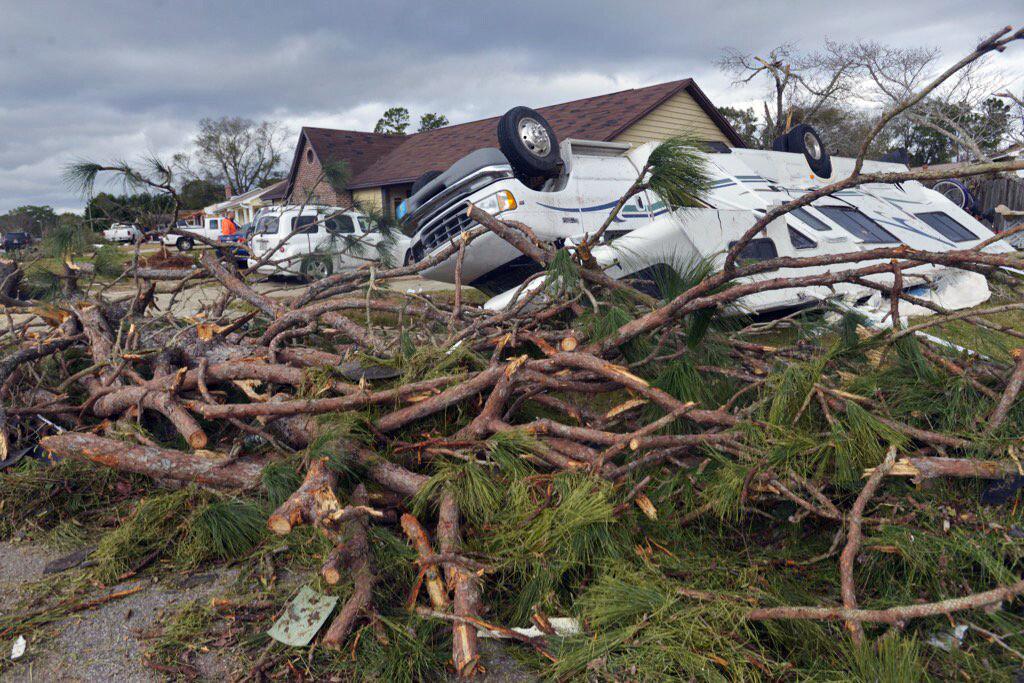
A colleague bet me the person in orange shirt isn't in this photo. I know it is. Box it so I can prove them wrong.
[221,212,238,238]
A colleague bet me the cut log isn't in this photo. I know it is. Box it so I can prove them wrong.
[401,513,449,611]
[322,485,379,648]
[39,432,263,489]
[439,492,483,678]
[267,458,341,535]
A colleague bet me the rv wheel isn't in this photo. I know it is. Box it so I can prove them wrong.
[785,124,832,178]
[497,106,562,184]
[176,237,193,251]
[411,170,442,196]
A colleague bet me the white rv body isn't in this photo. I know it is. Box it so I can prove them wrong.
[401,140,1013,320]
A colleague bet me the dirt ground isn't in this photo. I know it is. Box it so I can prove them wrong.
[0,541,238,682]
[0,540,536,682]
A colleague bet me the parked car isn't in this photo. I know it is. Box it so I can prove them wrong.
[2,231,32,251]
[162,218,224,251]
[399,106,1016,323]
[247,206,401,279]
[103,223,144,243]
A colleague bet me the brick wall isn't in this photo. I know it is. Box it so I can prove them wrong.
[287,138,353,207]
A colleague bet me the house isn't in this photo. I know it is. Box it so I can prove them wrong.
[279,78,744,217]
[203,180,288,225]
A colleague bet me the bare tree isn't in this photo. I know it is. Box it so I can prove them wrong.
[193,117,288,194]
[716,41,859,146]
[851,40,1018,163]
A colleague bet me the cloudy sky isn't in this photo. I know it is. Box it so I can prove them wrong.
[1,0,1021,213]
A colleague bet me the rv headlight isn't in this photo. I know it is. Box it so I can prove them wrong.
[477,190,517,215]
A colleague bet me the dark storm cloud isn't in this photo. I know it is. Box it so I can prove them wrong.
[0,0,1021,211]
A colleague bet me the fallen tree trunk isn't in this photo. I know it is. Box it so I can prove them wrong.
[866,456,1023,481]
[38,432,264,489]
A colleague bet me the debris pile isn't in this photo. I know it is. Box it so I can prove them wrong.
[3,26,1024,677]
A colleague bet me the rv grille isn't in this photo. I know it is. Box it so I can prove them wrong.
[420,202,473,253]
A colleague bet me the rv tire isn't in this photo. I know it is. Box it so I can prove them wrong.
[497,106,561,184]
[785,123,832,178]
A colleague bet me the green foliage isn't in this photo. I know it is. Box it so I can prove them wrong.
[40,219,91,260]
[481,473,627,622]
[92,488,202,582]
[91,487,266,582]
[846,634,930,682]
[92,243,126,277]
[645,136,712,210]
[418,112,449,132]
[177,498,266,565]
[260,460,303,509]
[718,105,761,147]
[544,247,581,296]
[554,562,774,680]
[374,106,411,135]
[0,458,139,540]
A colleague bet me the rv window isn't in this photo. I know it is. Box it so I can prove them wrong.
[915,212,977,242]
[326,215,355,234]
[817,206,900,243]
[728,238,778,263]
[788,227,817,250]
[790,207,832,232]
[292,215,318,234]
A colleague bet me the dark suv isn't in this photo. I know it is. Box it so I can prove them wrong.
[2,232,31,251]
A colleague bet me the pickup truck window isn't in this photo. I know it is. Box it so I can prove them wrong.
[293,216,319,234]
[326,215,355,234]
[255,215,279,235]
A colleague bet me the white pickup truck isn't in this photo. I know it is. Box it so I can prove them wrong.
[102,223,143,243]
[162,218,226,251]
[248,206,406,279]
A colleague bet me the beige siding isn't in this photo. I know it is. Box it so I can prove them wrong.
[614,91,731,147]
[353,188,383,212]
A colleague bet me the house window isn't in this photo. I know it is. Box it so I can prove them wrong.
[306,148,314,163]
[816,206,900,243]
[788,227,817,250]
[789,207,832,232]
[915,212,978,242]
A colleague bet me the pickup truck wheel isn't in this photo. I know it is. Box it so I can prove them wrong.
[497,106,561,185]
[302,255,333,281]
[176,237,194,251]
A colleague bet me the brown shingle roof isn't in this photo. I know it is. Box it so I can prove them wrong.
[284,79,742,195]
[282,127,407,199]
[349,79,741,188]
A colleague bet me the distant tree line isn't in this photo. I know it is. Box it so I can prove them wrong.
[715,39,1022,167]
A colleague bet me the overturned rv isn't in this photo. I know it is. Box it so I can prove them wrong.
[397,106,1015,320]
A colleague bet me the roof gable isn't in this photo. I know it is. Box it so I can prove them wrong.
[282,127,406,200]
